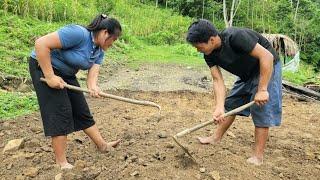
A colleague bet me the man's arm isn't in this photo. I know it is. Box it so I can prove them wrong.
[249,43,274,106]
[210,66,226,122]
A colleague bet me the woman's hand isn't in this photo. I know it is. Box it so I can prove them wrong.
[88,85,101,98]
[46,75,65,89]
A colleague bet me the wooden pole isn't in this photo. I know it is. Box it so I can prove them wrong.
[40,78,161,110]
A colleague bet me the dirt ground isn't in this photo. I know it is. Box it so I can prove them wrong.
[0,63,320,180]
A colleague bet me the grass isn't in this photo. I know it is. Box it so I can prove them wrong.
[283,62,320,85]
[124,44,205,68]
[0,91,38,120]
[1,0,320,120]
[0,11,62,77]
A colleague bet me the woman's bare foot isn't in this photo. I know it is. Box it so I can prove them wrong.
[59,162,74,170]
[246,156,263,166]
[197,135,220,144]
[98,139,121,152]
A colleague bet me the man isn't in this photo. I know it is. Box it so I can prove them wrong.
[186,19,282,165]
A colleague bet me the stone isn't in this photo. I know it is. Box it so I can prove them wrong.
[25,138,41,148]
[157,132,168,138]
[82,166,101,179]
[303,133,313,139]
[279,173,284,178]
[34,148,42,153]
[55,173,62,180]
[304,149,315,159]
[227,131,236,138]
[6,163,13,170]
[209,171,220,180]
[130,155,138,163]
[129,139,136,145]
[74,160,86,169]
[24,153,35,159]
[63,172,77,179]
[15,175,25,180]
[165,143,175,149]
[138,158,148,166]
[199,167,206,173]
[3,138,25,154]
[23,167,39,178]
[41,146,52,152]
[130,171,139,177]
[30,127,42,133]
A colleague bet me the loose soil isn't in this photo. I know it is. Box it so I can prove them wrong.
[0,63,319,180]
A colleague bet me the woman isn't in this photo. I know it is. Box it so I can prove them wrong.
[29,14,121,169]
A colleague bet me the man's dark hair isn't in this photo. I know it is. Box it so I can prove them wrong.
[186,19,219,44]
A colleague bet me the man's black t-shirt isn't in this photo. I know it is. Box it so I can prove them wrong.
[204,27,279,81]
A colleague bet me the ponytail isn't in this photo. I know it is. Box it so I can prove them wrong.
[86,14,122,38]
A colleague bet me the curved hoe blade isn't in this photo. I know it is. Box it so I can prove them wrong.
[172,136,197,163]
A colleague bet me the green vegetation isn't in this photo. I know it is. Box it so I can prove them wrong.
[0,91,38,119]
[0,0,319,119]
[148,0,320,70]
[283,62,320,85]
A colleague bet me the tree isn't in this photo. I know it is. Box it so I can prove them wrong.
[223,0,241,27]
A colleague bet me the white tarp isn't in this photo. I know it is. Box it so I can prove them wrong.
[283,52,300,72]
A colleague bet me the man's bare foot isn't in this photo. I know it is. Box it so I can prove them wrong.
[98,139,121,152]
[246,156,263,166]
[197,136,220,144]
[59,162,74,170]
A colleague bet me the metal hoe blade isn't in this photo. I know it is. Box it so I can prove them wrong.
[172,135,197,163]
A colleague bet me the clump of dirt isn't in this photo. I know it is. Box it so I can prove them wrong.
[0,74,32,92]
[1,90,319,179]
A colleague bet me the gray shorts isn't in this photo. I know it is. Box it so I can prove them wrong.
[225,60,282,127]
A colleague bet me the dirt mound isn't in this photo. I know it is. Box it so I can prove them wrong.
[99,63,236,92]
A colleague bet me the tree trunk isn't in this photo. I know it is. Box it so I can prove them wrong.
[212,8,215,23]
[294,0,300,41]
[202,0,205,19]
[223,0,229,27]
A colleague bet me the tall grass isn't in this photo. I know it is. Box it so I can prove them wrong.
[109,0,192,45]
[1,0,99,23]
[0,10,62,76]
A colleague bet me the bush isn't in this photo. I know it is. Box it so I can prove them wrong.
[143,31,178,45]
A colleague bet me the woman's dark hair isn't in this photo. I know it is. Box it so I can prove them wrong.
[86,14,122,38]
[186,19,219,44]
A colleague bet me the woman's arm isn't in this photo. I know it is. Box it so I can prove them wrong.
[87,64,101,97]
[35,32,65,89]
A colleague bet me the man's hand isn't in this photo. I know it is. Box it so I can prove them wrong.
[254,90,269,106]
[46,75,65,89]
[213,107,225,124]
[88,85,101,98]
